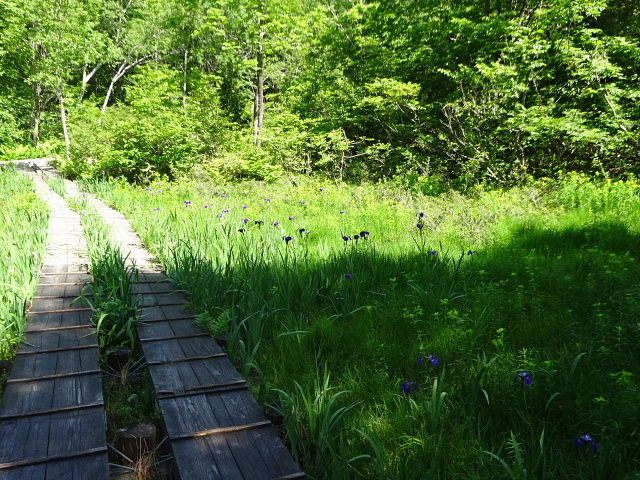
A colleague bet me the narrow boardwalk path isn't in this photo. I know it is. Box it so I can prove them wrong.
[0,167,109,478]
[70,178,305,479]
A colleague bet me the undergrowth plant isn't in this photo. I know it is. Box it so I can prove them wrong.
[79,174,640,479]
[0,165,48,360]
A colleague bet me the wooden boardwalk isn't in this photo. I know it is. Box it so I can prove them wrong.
[71,177,306,478]
[0,170,109,479]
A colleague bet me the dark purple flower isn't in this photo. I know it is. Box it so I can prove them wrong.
[340,210,347,214]
[300,201,306,204]
[273,221,280,226]
[265,198,271,202]
[514,372,533,386]
[418,354,439,366]
[222,209,229,213]
[115,177,121,180]
[204,205,210,208]
[345,273,352,279]
[217,214,223,218]
[289,216,295,220]
[401,380,417,394]
[255,220,264,226]
[419,212,425,218]
[360,231,370,237]
[354,234,360,240]
[221,194,228,198]
[467,250,476,255]
[298,228,306,234]
[145,188,152,191]
[283,236,292,243]
[319,188,325,192]
[428,250,438,255]
[153,208,159,212]
[242,205,248,209]
[238,228,246,233]
[184,201,191,206]
[101,170,106,175]
[575,434,599,453]
[243,218,249,224]
[417,223,424,230]
[342,235,350,242]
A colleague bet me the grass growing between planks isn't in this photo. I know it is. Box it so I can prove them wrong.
[0,165,48,361]
[81,173,640,480]
[69,196,162,477]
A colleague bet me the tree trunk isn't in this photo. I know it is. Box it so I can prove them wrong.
[59,93,71,161]
[183,48,188,112]
[253,29,265,147]
[32,82,42,145]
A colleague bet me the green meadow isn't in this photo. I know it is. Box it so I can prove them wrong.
[78,173,640,479]
[0,165,48,359]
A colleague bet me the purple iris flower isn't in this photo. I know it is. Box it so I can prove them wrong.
[217,214,223,218]
[273,221,279,226]
[298,228,306,234]
[319,188,324,192]
[467,250,476,255]
[222,209,229,213]
[514,372,533,386]
[574,434,599,453]
[340,210,347,214]
[428,250,438,255]
[345,273,352,279]
[419,355,439,366]
[289,216,295,220]
[243,218,249,224]
[283,236,292,243]
[417,223,424,230]
[255,220,264,226]
[265,198,271,202]
[221,194,228,198]
[242,205,248,209]
[153,208,159,211]
[401,380,417,394]
[145,188,152,191]
[419,212,425,218]
[360,231,370,237]
[238,228,246,233]
[204,205,210,208]
[184,201,191,206]
[342,235,350,242]
[300,201,306,204]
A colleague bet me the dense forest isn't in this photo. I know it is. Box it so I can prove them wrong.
[1,0,639,188]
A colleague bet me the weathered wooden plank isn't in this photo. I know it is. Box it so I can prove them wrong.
[137,291,187,307]
[37,274,91,285]
[171,436,242,480]
[159,389,265,438]
[21,327,97,352]
[137,318,203,340]
[24,309,92,331]
[10,348,98,379]
[0,373,103,416]
[147,356,243,394]
[39,265,89,275]
[34,283,86,297]
[140,303,194,321]
[29,296,89,312]
[142,336,223,363]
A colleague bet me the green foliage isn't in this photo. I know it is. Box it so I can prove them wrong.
[0,165,48,359]
[81,174,640,478]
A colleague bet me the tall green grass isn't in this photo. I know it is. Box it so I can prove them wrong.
[0,165,48,360]
[81,174,640,479]
[69,196,139,352]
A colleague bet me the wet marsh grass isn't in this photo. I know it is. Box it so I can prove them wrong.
[80,174,640,479]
